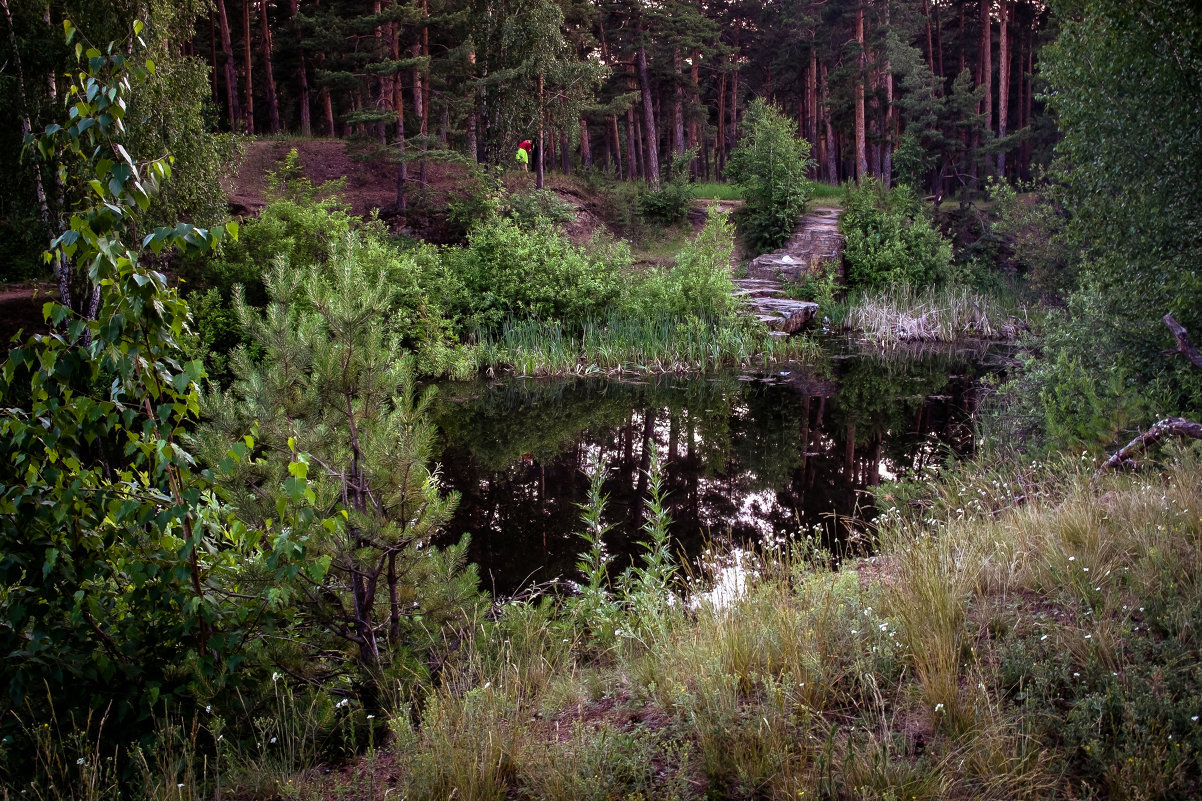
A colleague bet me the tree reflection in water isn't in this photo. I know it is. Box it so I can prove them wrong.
[429,344,1007,596]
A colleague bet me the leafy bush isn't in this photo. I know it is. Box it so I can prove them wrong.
[436,216,628,334]
[840,177,953,290]
[638,148,697,225]
[506,188,577,226]
[725,99,814,252]
[988,177,1076,298]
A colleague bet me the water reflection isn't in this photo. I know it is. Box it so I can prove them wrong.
[430,343,1005,596]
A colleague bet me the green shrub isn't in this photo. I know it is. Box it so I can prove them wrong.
[840,177,953,290]
[638,149,697,225]
[725,99,814,252]
[437,216,629,334]
[621,207,738,322]
[506,188,577,226]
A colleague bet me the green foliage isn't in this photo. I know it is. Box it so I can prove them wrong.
[638,149,697,225]
[725,99,813,252]
[624,206,738,321]
[0,25,271,784]
[436,215,627,334]
[988,177,1075,298]
[1,3,228,283]
[784,259,841,308]
[840,178,953,290]
[1036,0,1202,423]
[183,152,472,382]
[195,249,485,693]
[506,188,577,226]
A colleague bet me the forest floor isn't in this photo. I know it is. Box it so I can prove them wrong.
[0,282,53,343]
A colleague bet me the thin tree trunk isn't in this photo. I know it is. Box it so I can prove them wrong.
[980,0,993,134]
[689,49,701,177]
[727,28,740,153]
[560,127,569,174]
[883,2,893,186]
[393,19,407,210]
[289,0,311,135]
[209,13,220,108]
[934,0,944,79]
[855,1,868,182]
[320,86,334,135]
[421,0,430,181]
[925,0,935,76]
[672,49,685,156]
[820,61,837,182]
[611,113,623,176]
[242,0,254,133]
[625,101,639,180]
[579,117,592,168]
[536,73,545,188]
[1022,32,1033,177]
[996,0,1011,178]
[215,0,242,130]
[635,22,660,188]
[260,0,281,133]
[716,70,727,178]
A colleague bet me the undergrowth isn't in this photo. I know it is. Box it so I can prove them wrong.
[42,442,1196,799]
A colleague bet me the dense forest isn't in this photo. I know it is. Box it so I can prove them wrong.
[2,0,1202,798]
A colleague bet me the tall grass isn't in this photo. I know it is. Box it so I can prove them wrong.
[474,313,819,376]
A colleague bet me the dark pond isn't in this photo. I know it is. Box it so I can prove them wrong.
[429,342,1008,596]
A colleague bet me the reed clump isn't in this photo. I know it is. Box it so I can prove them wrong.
[846,284,1024,344]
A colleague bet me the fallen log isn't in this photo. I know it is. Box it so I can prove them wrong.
[1094,416,1202,479]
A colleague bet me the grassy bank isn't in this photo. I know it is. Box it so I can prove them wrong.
[67,443,1192,800]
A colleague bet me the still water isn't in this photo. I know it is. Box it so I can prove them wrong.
[430,343,1007,596]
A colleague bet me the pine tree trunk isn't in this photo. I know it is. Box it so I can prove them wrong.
[242,0,254,133]
[536,73,545,189]
[625,101,639,180]
[689,49,701,177]
[855,1,868,182]
[821,61,837,182]
[321,85,334,135]
[580,117,592,168]
[420,2,430,182]
[611,114,623,176]
[289,0,311,136]
[883,3,893,186]
[979,0,993,133]
[996,0,1011,178]
[672,49,685,155]
[1022,35,1033,178]
[716,70,726,178]
[727,36,739,156]
[635,23,660,188]
[393,20,407,210]
[925,0,935,76]
[215,0,242,130]
[934,0,943,79]
[371,0,386,143]
[209,13,220,108]
[260,0,281,133]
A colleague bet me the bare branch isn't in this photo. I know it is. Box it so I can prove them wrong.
[1094,416,1202,479]
[1162,313,1202,371]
